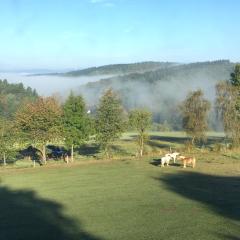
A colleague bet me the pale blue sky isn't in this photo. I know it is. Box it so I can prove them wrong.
[0,0,239,70]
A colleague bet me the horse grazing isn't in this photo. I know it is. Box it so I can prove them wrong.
[161,155,172,167]
[165,152,180,163]
[178,155,196,168]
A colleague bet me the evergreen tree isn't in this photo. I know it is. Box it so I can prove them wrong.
[63,93,92,162]
[95,89,125,157]
[230,64,240,117]
[230,64,240,87]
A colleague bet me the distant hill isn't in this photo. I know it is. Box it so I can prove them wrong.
[62,61,176,77]
[77,60,235,130]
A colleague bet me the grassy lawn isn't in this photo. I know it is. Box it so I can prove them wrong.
[0,152,240,240]
[0,131,239,240]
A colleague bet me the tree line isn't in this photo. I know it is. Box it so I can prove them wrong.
[0,64,239,165]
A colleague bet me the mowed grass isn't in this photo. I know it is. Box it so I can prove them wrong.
[0,132,239,240]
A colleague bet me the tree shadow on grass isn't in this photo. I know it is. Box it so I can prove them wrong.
[149,135,189,145]
[110,145,134,156]
[149,135,224,148]
[150,158,162,166]
[19,146,41,161]
[77,144,100,157]
[126,134,172,149]
[216,234,240,240]
[150,158,182,167]
[0,185,102,240]
[155,172,240,239]
[147,140,170,149]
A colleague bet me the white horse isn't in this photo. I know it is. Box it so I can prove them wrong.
[161,155,172,167]
[165,152,180,163]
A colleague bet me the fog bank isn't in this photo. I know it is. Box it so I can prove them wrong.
[0,72,113,96]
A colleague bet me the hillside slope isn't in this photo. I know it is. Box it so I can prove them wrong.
[63,61,176,76]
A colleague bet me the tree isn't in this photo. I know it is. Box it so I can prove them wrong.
[129,109,152,157]
[216,64,240,146]
[180,90,211,145]
[15,97,62,164]
[0,117,16,165]
[230,64,240,117]
[95,89,125,157]
[230,64,240,86]
[63,93,92,162]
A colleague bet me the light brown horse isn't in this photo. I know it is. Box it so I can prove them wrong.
[179,155,196,168]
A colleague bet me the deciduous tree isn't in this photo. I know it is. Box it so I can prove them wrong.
[216,64,240,146]
[180,90,211,145]
[129,109,152,157]
[0,117,16,165]
[15,97,62,164]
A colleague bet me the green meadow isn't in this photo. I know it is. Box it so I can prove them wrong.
[0,132,239,240]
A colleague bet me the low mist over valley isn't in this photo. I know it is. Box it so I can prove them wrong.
[1,59,234,130]
[75,60,234,129]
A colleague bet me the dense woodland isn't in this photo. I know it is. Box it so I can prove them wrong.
[0,79,38,118]
[63,61,176,76]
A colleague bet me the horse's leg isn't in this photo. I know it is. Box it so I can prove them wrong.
[183,161,186,168]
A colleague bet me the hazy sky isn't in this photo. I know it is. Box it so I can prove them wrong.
[0,0,239,70]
